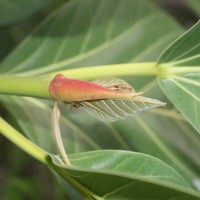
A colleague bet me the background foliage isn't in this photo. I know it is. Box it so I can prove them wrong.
[0,0,200,199]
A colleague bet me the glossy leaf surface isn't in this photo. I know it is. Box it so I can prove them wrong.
[48,150,200,200]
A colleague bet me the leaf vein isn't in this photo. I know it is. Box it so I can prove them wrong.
[18,14,158,76]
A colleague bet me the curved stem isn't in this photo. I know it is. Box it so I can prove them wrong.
[0,116,88,197]
[0,117,48,164]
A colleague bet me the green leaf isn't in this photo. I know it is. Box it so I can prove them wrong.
[2,95,200,188]
[158,21,200,133]
[48,150,200,200]
[0,0,182,74]
[0,0,56,25]
[73,108,200,183]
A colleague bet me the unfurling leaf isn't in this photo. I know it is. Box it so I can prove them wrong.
[76,97,165,122]
[49,74,166,121]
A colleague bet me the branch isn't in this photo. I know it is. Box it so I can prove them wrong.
[0,62,157,99]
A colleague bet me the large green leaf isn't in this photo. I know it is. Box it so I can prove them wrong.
[2,93,200,193]
[0,0,182,74]
[158,21,200,133]
[48,150,200,200]
[0,0,56,25]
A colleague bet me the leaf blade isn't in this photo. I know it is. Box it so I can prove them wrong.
[158,21,200,133]
[0,0,182,75]
[49,150,200,200]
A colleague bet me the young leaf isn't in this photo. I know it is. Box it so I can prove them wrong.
[49,74,143,102]
[78,97,165,122]
[158,21,200,133]
[49,74,166,121]
[92,77,136,92]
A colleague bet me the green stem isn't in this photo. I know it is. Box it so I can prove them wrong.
[0,117,48,164]
[0,116,99,199]
[1,62,200,99]
[0,117,91,198]
[49,62,158,79]
[0,75,51,99]
[0,62,157,99]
